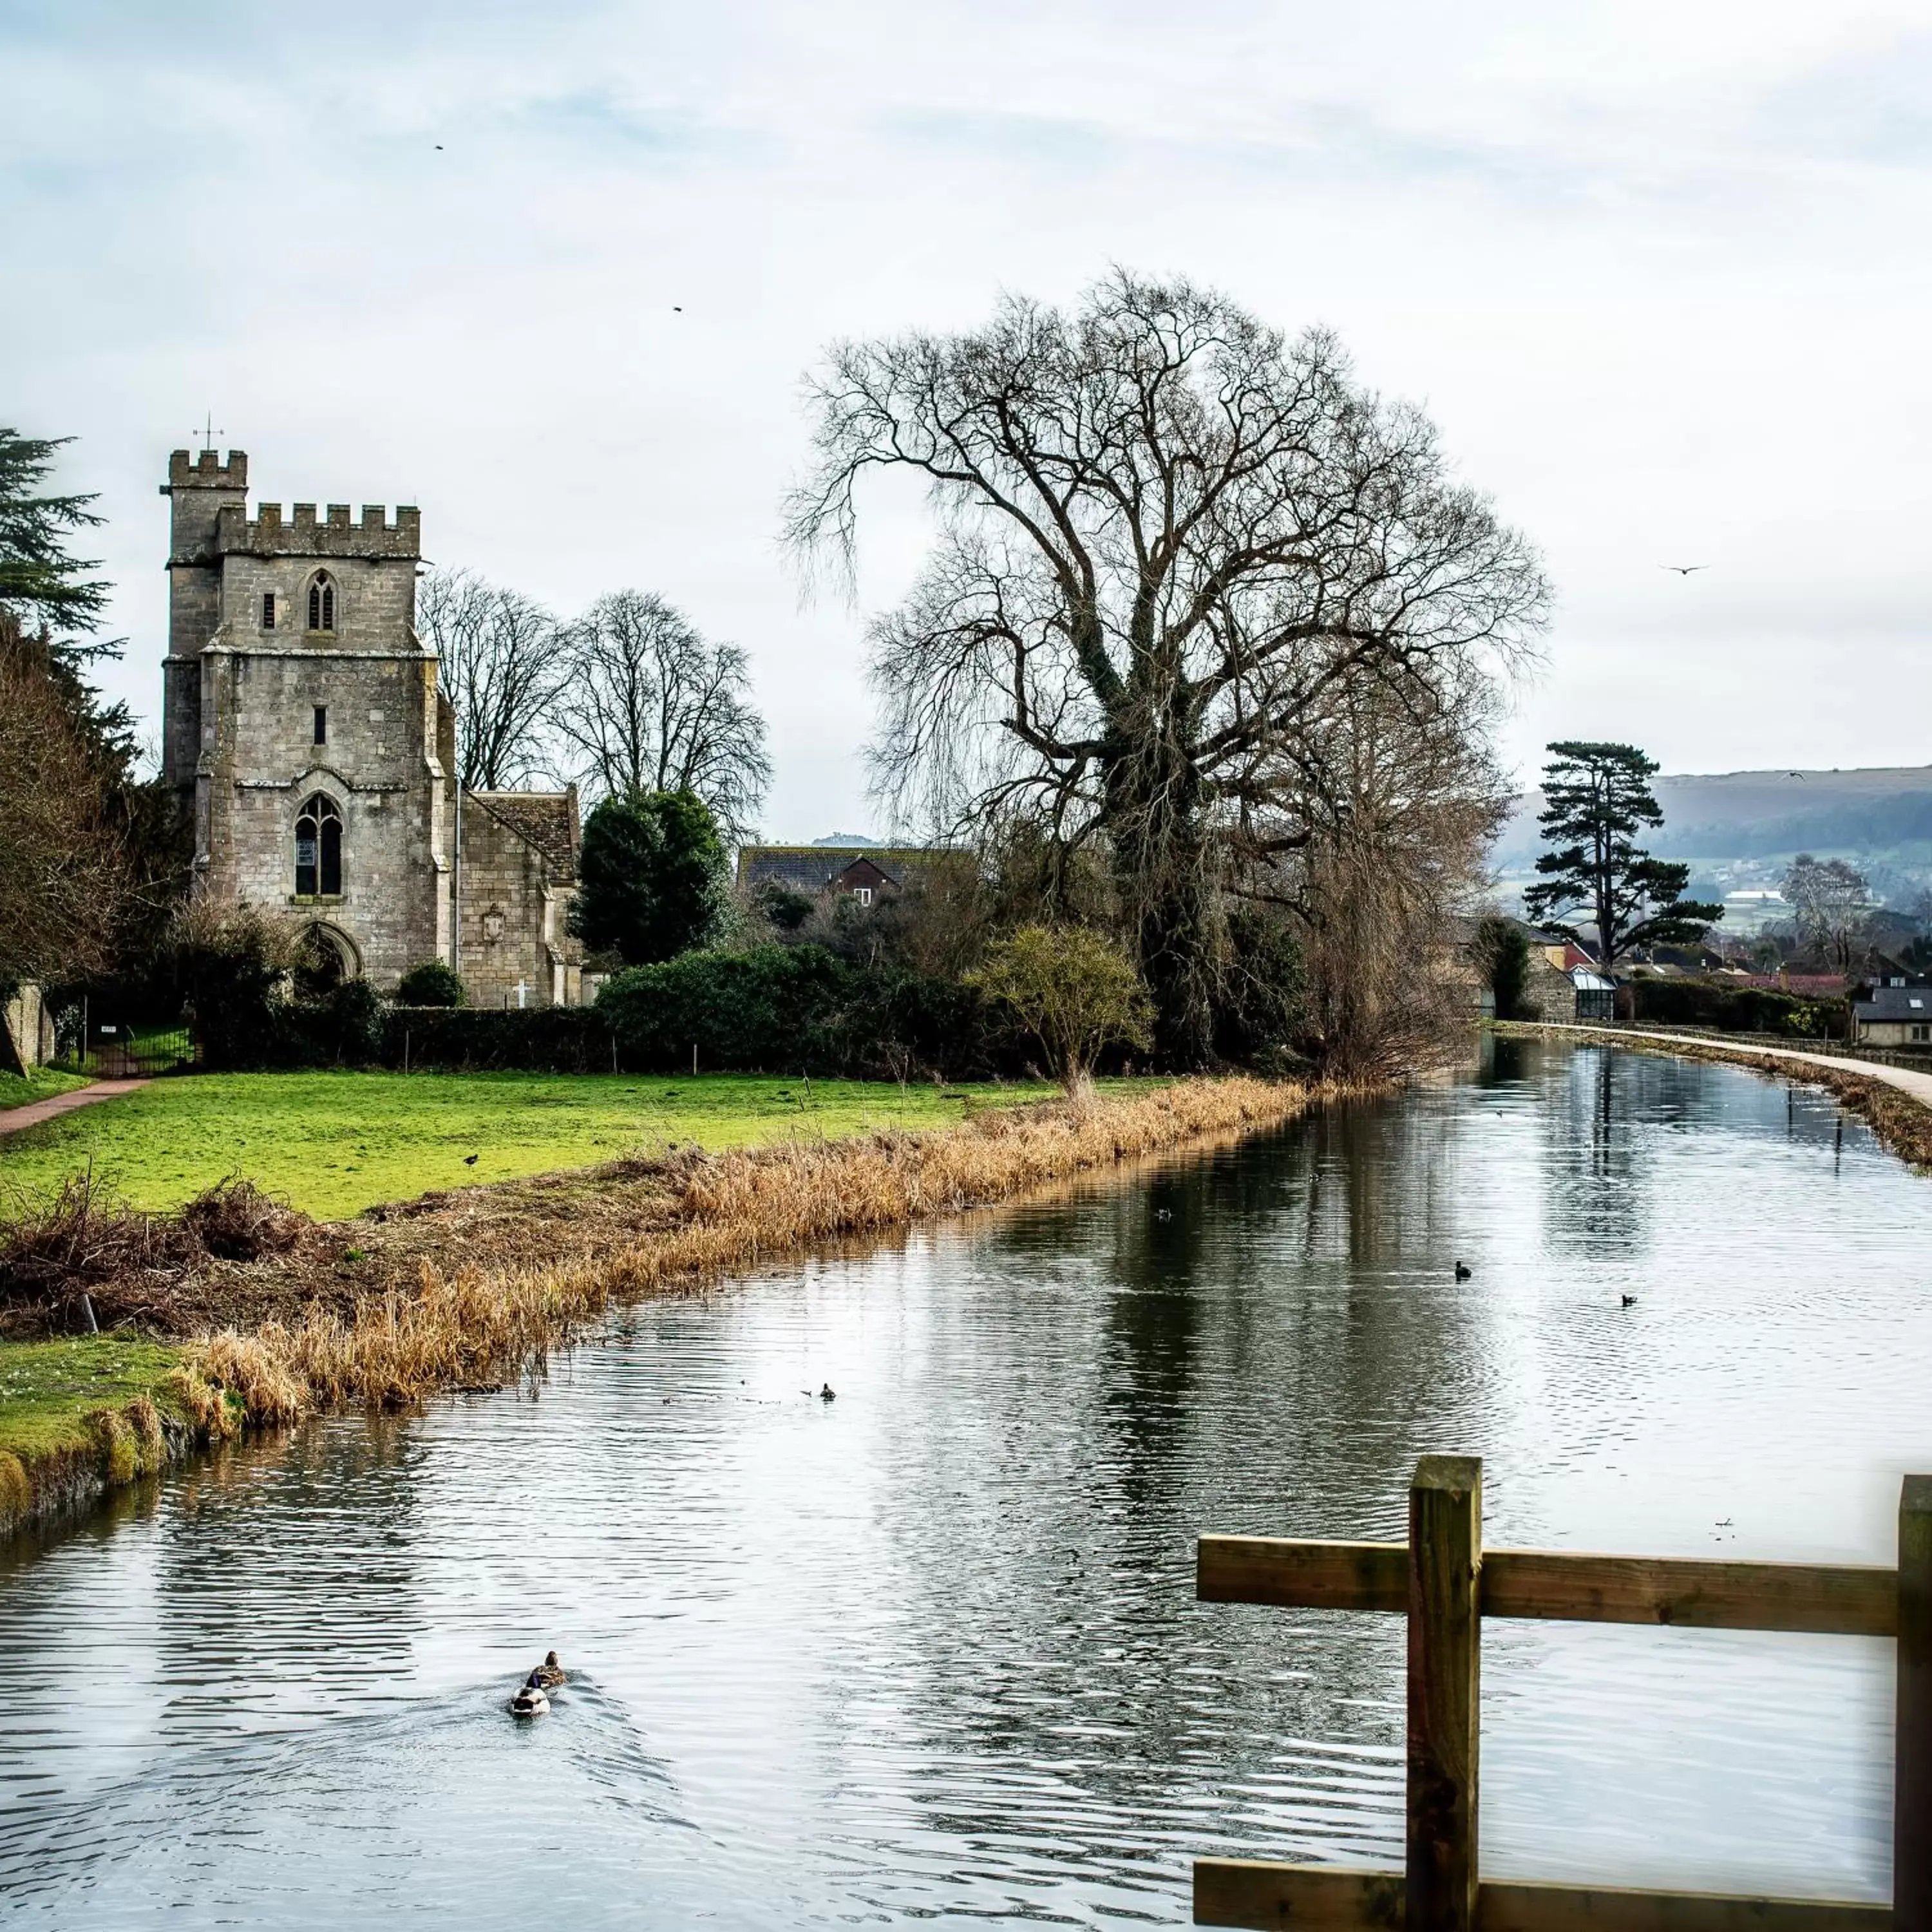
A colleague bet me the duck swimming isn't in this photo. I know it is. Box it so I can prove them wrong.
[535,1651,567,1688]
[510,1670,550,1718]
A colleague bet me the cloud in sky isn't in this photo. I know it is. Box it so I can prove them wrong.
[6,0,1931,835]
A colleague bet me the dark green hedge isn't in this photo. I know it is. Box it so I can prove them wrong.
[229,945,1009,1075]
[1627,976,1849,1039]
[595,945,1008,1078]
[169,944,1033,1076]
[384,1006,615,1072]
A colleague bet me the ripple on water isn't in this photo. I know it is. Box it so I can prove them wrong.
[0,1039,1921,1923]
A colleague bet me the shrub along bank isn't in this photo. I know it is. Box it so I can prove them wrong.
[594,945,996,1078]
[1625,976,1850,1039]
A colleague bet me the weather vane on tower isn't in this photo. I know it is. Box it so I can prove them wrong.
[197,412,223,454]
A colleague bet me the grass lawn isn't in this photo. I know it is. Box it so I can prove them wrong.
[0,1067,91,1113]
[0,1070,1057,1221]
[0,1335,184,1466]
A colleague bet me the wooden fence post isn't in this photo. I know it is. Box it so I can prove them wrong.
[1408,1455,1482,1932]
[1900,1475,1932,1932]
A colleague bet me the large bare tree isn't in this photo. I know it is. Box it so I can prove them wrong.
[1290,671,1510,1070]
[417,568,570,790]
[1782,853,1871,974]
[553,590,770,835]
[786,270,1547,1063]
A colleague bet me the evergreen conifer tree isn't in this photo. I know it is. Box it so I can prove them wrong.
[0,429,115,666]
[571,790,728,966]
[1523,742,1722,967]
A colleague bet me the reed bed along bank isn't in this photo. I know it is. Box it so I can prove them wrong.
[178,1076,1311,1430]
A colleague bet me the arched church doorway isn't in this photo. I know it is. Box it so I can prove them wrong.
[294,923,359,999]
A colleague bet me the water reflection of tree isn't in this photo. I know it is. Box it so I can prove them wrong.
[1539,1042,1811,1269]
[1539,1045,1649,1263]
[858,1090,1520,1893]
[1275,1094,1500,1521]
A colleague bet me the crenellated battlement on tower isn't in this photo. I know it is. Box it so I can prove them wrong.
[214,498,422,559]
[164,448,249,493]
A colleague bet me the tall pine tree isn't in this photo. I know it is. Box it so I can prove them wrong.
[1523,742,1722,967]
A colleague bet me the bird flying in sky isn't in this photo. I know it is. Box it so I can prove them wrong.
[1660,564,1710,575]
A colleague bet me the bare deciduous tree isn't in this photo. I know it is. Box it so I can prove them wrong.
[0,620,137,994]
[553,590,770,835]
[1782,852,1871,974]
[416,568,571,790]
[1289,675,1508,1071]
[786,270,1547,1063]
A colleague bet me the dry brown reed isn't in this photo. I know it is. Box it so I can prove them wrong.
[0,1452,28,1520]
[183,1077,1308,1425]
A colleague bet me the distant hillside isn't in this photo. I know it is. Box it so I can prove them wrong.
[1492,764,1932,926]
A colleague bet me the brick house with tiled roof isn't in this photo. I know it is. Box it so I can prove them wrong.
[737,844,956,907]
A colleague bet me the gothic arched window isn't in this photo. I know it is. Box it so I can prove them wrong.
[307,571,336,633]
[295,793,343,897]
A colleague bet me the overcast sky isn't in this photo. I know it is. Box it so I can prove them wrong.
[7,0,1930,838]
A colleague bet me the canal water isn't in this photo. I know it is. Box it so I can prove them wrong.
[1,1038,1926,1925]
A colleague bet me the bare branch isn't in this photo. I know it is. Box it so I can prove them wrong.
[418,568,572,791]
[551,590,771,838]
[791,269,1548,1062]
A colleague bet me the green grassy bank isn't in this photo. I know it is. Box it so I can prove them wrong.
[0,1070,1054,1221]
[0,1334,191,1530]
[0,1067,91,1113]
[0,1335,185,1461]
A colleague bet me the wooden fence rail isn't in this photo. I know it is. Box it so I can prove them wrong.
[1194,1457,1931,1932]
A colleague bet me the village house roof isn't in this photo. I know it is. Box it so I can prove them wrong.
[1866,954,1932,989]
[1853,985,1932,1023]
[468,788,582,882]
[1734,972,1848,998]
[736,844,956,896]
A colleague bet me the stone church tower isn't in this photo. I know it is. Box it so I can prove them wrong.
[160,449,580,1005]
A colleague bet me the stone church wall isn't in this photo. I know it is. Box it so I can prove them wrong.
[200,649,451,989]
[459,799,569,1008]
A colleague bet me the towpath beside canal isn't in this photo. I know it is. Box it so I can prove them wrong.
[1534,1021,1932,1111]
